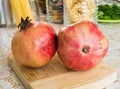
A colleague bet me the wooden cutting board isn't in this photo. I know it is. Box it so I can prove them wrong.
[8,53,117,89]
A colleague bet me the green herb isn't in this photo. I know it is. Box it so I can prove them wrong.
[98,4,120,20]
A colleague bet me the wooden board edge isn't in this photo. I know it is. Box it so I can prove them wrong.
[7,54,31,89]
[29,69,117,89]
[73,71,117,89]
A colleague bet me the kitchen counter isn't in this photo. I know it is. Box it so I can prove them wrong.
[0,23,120,89]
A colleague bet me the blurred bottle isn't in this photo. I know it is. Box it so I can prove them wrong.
[0,0,7,27]
[46,0,63,24]
[29,0,41,21]
[29,0,46,21]
[4,0,16,27]
[10,0,34,26]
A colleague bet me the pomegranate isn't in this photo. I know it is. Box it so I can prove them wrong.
[57,21,109,70]
[11,17,57,68]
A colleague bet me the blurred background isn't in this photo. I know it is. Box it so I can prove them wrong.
[0,0,120,28]
[0,0,46,28]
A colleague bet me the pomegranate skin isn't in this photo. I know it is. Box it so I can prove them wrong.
[12,22,57,67]
[57,21,109,70]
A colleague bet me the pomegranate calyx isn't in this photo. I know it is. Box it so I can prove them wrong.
[18,16,32,31]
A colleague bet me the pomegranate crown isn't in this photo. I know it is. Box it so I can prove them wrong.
[18,16,32,31]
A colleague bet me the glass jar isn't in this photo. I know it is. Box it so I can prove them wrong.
[64,0,97,26]
[29,0,41,21]
[46,0,63,24]
[38,0,46,14]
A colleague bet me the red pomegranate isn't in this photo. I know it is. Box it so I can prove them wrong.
[11,17,57,67]
[57,21,109,70]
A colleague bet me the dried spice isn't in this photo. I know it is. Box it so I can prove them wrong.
[46,0,63,24]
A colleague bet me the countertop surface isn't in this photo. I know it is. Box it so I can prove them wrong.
[0,23,120,89]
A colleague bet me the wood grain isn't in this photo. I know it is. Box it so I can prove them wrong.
[8,53,117,89]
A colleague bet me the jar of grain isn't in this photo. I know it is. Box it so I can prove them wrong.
[64,0,98,26]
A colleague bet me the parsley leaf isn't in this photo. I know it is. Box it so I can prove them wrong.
[98,4,120,20]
